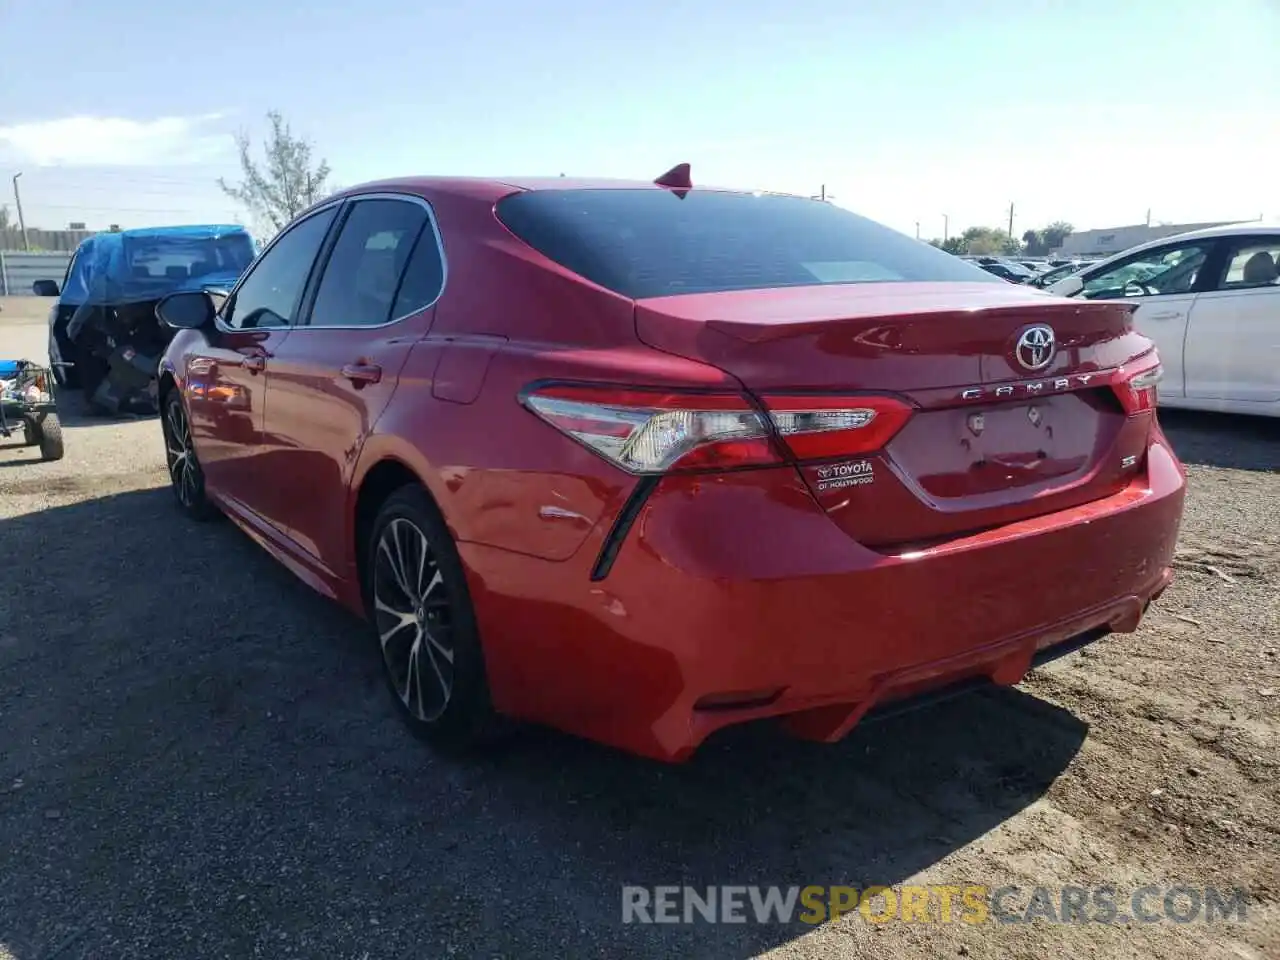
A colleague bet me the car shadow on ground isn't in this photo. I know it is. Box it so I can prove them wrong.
[1159,409,1280,472]
[0,488,1088,960]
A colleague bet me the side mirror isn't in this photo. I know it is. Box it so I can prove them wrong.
[32,279,60,297]
[1047,275,1084,297]
[156,290,215,330]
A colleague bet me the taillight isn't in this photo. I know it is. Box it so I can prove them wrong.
[523,385,778,473]
[522,384,913,475]
[1114,353,1163,415]
[762,394,914,460]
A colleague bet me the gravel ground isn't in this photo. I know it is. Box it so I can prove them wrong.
[1,296,1276,960]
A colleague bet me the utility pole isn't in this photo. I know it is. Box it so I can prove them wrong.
[943,214,949,244]
[12,172,29,251]
[1146,208,1152,227]
[915,221,920,239]
[1007,202,1014,241]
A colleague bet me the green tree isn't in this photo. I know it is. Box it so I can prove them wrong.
[929,236,967,255]
[1042,220,1074,252]
[1020,221,1074,256]
[218,110,333,233]
[963,226,1021,256]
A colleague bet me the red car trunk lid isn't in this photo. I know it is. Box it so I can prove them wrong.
[634,282,1157,547]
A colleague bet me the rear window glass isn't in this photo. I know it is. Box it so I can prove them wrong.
[122,234,256,280]
[495,189,1001,299]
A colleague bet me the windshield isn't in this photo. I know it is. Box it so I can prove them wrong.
[496,189,1003,299]
[995,259,1034,277]
[1080,245,1208,299]
[122,234,256,282]
[1039,263,1080,284]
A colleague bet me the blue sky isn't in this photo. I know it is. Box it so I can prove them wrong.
[1,0,1277,238]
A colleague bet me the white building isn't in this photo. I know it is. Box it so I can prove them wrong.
[1054,221,1243,257]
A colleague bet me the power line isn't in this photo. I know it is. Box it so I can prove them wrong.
[3,170,236,189]
[32,202,215,215]
[23,183,229,199]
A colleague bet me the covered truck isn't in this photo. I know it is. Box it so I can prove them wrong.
[38,224,256,414]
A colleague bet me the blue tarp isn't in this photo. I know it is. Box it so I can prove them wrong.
[61,224,256,306]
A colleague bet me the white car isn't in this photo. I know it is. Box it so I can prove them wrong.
[1047,223,1280,416]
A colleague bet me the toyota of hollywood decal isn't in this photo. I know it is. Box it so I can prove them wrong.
[814,459,875,492]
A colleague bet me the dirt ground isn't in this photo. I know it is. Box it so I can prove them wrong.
[0,295,1276,959]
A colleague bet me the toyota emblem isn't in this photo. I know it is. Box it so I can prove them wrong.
[1015,325,1056,371]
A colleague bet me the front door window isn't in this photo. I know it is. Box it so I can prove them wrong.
[1081,242,1209,300]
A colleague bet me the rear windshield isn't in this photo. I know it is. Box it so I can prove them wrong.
[495,189,1001,299]
[122,234,256,281]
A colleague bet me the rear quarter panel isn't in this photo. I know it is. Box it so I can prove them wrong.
[354,189,743,564]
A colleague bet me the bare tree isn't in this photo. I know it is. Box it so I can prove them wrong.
[0,204,9,233]
[218,111,332,234]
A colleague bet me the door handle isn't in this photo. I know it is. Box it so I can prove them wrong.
[341,362,382,387]
[241,355,266,373]
[1146,312,1183,321]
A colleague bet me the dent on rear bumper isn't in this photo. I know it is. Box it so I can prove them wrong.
[460,436,1185,762]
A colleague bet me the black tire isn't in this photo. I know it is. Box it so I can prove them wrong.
[30,413,64,461]
[161,390,216,521]
[365,485,500,752]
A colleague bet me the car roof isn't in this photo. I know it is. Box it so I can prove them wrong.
[74,223,249,255]
[1122,221,1280,250]
[330,175,787,203]
[113,224,248,241]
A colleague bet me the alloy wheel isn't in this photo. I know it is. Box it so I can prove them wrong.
[164,399,198,508]
[373,518,455,722]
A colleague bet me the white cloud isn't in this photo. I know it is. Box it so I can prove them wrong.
[0,114,235,167]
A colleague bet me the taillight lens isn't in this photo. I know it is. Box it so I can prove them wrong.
[523,384,914,475]
[523,385,777,473]
[762,394,914,460]
[1115,353,1163,415]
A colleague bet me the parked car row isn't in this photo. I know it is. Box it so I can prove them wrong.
[143,167,1187,762]
[961,255,1099,286]
[961,255,1039,283]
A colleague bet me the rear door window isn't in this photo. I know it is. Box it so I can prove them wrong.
[306,198,429,328]
[496,189,1001,299]
[1214,239,1280,289]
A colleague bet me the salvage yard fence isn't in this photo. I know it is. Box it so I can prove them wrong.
[0,251,72,296]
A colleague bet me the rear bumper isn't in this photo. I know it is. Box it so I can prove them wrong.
[461,434,1185,762]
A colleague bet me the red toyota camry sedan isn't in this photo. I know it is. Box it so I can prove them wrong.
[155,168,1185,762]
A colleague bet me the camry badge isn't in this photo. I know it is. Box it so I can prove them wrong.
[1015,325,1056,372]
